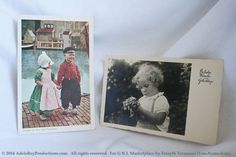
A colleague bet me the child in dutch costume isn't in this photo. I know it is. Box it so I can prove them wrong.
[57,47,81,115]
[28,51,61,121]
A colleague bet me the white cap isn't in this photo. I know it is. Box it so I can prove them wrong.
[37,51,54,68]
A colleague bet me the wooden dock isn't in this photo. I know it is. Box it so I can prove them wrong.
[36,41,63,49]
[22,95,90,128]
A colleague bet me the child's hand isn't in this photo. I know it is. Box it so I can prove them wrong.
[122,96,138,117]
[130,101,140,112]
[77,79,80,85]
[123,96,137,110]
[36,81,43,86]
[56,85,62,90]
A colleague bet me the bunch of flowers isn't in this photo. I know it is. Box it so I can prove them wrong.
[122,96,138,117]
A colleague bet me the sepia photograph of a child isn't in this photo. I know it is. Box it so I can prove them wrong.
[18,17,94,133]
[101,57,192,136]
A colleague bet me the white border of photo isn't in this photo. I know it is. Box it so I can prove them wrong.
[17,15,95,134]
[100,56,223,145]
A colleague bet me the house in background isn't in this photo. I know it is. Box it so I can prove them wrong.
[36,24,63,49]
[71,32,80,49]
[71,23,89,52]
[23,29,36,44]
[36,23,55,41]
[22,29,36,49]
[80,23,89,55]
[62,30,71,49]
[40,21,76,41]
[71,22,88,51]
[27,20,89,50]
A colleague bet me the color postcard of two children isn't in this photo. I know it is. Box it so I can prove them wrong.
[100,56,223,145]
[17,16,95,134]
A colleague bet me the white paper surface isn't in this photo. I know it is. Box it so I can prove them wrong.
[0,0,236,156]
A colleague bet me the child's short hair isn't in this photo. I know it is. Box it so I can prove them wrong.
[132,64,164,88]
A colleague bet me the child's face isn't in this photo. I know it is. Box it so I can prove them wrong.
[46,62,51,68]
[137,80,158,97]
[65,52,76,63]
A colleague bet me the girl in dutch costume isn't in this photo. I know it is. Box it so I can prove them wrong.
[28,51,61,121]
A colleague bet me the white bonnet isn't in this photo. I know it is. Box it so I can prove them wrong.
[37,51,54,68]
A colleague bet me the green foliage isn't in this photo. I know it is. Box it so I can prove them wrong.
[160,62,191,135]
[104,59,141,126]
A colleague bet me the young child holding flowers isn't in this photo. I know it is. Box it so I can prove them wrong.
[123,64,170,132]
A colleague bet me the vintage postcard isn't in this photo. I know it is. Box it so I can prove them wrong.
[17,16,94,134]
[100,56,223,145]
